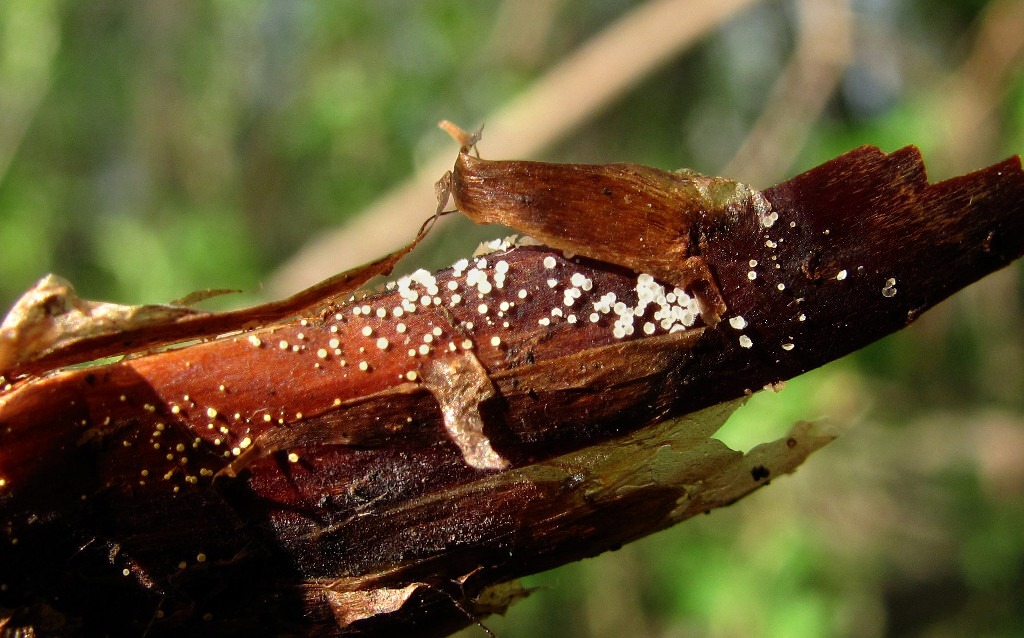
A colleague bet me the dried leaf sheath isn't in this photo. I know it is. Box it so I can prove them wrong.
[448,151,774,323]
[1,146,1023,636]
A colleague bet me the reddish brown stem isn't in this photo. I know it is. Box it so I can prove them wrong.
[0,146,1022,636]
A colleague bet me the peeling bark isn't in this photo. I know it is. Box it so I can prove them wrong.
[421,352,508,471]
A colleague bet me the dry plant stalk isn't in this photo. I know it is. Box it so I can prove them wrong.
[0,131,1022,636]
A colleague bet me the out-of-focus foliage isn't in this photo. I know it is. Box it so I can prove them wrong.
[0,1,1021,636]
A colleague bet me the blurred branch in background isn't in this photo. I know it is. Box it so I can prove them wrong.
[0,1,60,189]
[486,0,566,68]
[932,0,1024,174]
[719,0,852,186]
[267,0,760,297]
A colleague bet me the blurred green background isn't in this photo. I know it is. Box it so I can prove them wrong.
[1,1,1023,636]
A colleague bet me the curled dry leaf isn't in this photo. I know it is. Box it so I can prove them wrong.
[0,140,1022,636]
